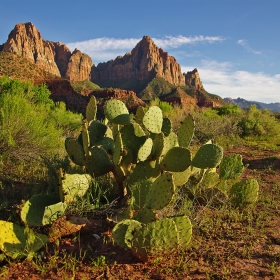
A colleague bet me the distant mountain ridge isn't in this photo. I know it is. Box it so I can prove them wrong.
[0,22,226,109]
[224,97,280,112]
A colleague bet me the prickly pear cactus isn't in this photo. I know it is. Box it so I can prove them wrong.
[86,146,114,177]
[219,154,244,180]
[230,179,259,207]
[112,219,142,249]
[161,117,172,136]
[178,114,195,148]
[131,216,192,262]
[143,106,163,134]
[65,138,85,166]
[0,220,48,258]
[160,147,191,172]
[192,143,223,169]
[86,95,97,122]
[145,172,175,210]
[138,138,153,161]
[58,171,93,203]
[21,194,67,227]
[104,99,130,125]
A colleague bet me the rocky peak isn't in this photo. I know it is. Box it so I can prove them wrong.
[65,49,93,82]
[2,22,93,82]
[3,22,61,76]
[91,35,186,88]
[184,68,204,90]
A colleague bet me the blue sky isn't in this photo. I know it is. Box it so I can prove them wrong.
[1,0,280,103]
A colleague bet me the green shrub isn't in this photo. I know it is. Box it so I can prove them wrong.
[149,98,174,117]
[238,105,280,138]
[0,77,82,183]
[214,104,241,116]
[192,108,242,144]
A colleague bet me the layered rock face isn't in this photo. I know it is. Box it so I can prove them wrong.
[91,36,186,86]
[184,68,204,90]
[2,22,93,82]
[65,49,93,82]
[3,23,61,76]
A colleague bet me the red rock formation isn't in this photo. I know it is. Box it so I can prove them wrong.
[2,22,93,82]
[3,23,61,76]
[65,49,93,82]
[91,36,185,86]
[184,68,204,90]
[91,89,146,112]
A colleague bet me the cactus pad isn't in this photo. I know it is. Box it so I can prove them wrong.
[21,194,66,227]
[133,207,157,223]
[128,160,160,184]
[178,114,195,148]
[104,99,130,125]
[146,172,175,210]
[66,139,85,166]
[131,180,154,210]
[113,132,123,165]
[172,167,192,187]
[86,95,97,122]
[88,120,107,145]
[0,220,49,258]
[60,173,92,203]
[161,132,178,157]
[135,106,146,124]
[230,179,259,207]
[160,147,192,172]
[150,132,164,160]
[161,117,172,136]
[112,219,142,249]
[131,216,192,261]
[192,144,223,169]
[219,154,244,180]
[86,146,114,177]
[138,138,153,161]
[143,106,163,134]
[133,123,146,137]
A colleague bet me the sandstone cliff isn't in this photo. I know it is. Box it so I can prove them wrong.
[91,36,186,87]
[2,22,93,82]
[184,68,204,90]
[65,49,93,82]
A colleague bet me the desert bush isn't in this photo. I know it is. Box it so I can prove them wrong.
[214,104,241,116]
[0,77,82,183]
[192,108,242,144]
[238,105,280,138]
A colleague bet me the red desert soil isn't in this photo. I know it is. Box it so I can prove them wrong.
[2,145,280,279]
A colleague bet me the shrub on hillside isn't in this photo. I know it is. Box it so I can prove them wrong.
[238,105,280,138]
[0,77,82,182]
[192,108,242,144]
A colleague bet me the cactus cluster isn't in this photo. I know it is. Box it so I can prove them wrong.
[62,96,259,260]
[4,96,258,261]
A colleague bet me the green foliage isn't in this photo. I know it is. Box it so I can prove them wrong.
[70,80,100,94]
[238,105,280,138]
[214,104,241,116]
[191,108,242,144]
[0,77,82,182]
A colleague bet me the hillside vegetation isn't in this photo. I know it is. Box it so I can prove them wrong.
[0,52,58,81]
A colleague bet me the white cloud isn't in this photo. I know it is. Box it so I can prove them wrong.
[182,60,280,103]
[153,35,224,49]
[237,39,262,55]
[66,35,224,64]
